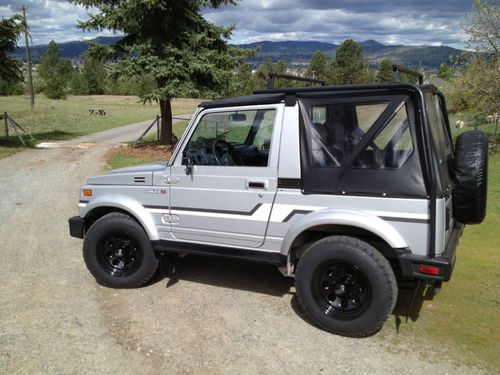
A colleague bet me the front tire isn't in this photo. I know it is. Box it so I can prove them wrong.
[295,236,397,337]
[83,213,159,288]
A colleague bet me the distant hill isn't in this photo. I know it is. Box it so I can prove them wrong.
[13,36,462,70]
[236,40,462,69]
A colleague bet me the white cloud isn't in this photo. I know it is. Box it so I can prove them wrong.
[1,0,472,48]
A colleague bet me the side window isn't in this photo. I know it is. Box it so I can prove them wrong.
[306,102,388,167]
[353,102,413,169]
[425,93,452,163]
[183,109,276,167]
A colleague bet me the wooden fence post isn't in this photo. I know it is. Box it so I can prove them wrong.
[3,112,9,142]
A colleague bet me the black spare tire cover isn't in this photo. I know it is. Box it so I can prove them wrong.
[452,130,488,224]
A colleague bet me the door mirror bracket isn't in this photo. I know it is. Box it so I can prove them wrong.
[185,151,194,175]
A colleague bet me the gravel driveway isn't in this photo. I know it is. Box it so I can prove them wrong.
[0,146,487,374]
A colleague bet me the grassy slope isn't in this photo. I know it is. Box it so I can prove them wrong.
[0,95,200,143]
[383,152,499,371]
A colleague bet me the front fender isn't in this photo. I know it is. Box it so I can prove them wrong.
[281,209,408,255]
[80,195,159,240]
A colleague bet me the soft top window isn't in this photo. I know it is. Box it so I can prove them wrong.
[305,102,389,167]
[298,94,426,198]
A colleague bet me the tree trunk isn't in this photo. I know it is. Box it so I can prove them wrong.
[159,99,173,145]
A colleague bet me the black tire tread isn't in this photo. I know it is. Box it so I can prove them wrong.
[295,235,397,337]
[83,212,159,288]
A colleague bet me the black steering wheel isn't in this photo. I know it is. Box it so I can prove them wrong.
[212,139,235,166]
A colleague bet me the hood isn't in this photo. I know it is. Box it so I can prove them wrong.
[107,162,168,175]
[87,161,168,186]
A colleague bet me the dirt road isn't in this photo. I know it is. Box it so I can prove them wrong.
[0,147,487,374]
[36,115,192,147]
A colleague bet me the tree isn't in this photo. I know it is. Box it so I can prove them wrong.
[227,63,254,96]
[377,58,393,82]
[0,15,23,87]
[70,0,253,144]
[253,58,274,88]
[82,54,107,95]
[38,40,67,99]
[463,0,499,56]
[330,39,368,85]
[448,0,500,115]
[306,51,328,82]
[437,63,454,81]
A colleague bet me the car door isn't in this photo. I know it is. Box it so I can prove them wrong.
[168,105,282,248]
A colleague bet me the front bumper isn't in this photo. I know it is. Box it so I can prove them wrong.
[397,221,464,281]
[69,216,85,239]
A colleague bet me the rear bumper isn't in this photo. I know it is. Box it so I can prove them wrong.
[69,216,85,239]
[397,221,464,281]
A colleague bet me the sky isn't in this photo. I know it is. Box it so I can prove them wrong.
[0,0,475,48]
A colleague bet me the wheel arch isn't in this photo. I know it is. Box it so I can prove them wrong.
[81,196,159,240]
[281,209,408,263]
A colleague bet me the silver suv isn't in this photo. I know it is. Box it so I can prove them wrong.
[69,82,488,337]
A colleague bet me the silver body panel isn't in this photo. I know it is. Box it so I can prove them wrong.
[79,100,449,269]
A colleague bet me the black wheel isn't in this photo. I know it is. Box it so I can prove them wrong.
[83,213,159,288]
[295,236,397,337]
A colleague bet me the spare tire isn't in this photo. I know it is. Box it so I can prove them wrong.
[452,130,488,224]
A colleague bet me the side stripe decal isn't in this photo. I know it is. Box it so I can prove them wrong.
[282,210,313,222]
[144,203,263,216]
[143,204,429,224]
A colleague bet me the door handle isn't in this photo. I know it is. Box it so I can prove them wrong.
[247,181,266,189]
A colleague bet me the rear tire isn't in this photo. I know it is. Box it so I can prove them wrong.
[83,213,159,288]
[295,236,397,337]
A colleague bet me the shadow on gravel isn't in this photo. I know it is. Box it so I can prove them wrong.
[149,255,434,336]
[149,254,294,297]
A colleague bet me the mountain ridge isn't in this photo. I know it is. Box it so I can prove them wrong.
[13,36,462,70]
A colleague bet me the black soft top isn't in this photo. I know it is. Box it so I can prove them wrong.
[199,93,285,108]
[198,83,438,109]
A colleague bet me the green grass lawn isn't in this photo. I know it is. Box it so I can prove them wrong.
[383,151,499,371]
[0,95,200,153]
[106,152,164,170]
[141,119,190,143]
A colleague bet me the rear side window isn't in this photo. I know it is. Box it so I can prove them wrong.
[302,99,414,169]
[425,93,452,163]
[353,102,413,169]
[305,102,389,167]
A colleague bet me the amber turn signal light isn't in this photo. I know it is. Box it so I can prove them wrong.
[82,189,93,197]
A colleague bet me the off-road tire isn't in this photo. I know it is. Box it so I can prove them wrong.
[83,213,159,288]
[295,236,397,337]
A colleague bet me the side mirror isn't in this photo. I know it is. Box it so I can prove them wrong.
[185,150,194,175]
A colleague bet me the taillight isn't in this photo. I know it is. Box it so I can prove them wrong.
[419,265,440,276]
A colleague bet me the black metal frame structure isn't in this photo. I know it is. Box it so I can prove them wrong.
[267,73,325,89]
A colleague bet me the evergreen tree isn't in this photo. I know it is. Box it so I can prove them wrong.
[38,40,67,99]
[377,58,393,82]
[70,0,254,144]
[82,54,107,95]
[330,39,368,85]
[306,51,328,82]
[254,58,274,89]
[0,15,23,87]
[229,63,254,96]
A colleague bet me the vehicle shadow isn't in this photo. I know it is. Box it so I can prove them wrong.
[149,254,294,297]
[152,255,432,334]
